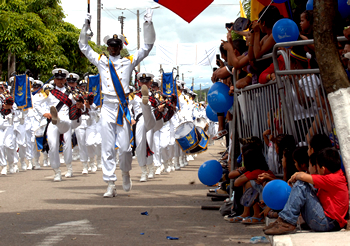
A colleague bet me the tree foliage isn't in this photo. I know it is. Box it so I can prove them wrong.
[0,0,129,82]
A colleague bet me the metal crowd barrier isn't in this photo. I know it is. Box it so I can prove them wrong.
[229,37,346,177]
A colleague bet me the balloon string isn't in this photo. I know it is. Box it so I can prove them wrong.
[257,0,274,23]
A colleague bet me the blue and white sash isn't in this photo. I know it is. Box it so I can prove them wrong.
[108,59,131,126]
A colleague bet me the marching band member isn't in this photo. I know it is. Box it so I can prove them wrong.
[9,76,28,171]
[79,8,156,197]
[149,80,162,175]
[30,79,46,170]
[0,81,16,175]
[74,79,98,174]
[129,73,161,182]
[62,72,80,177]
[39,68,85,182]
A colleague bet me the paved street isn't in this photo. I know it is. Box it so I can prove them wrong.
[0,141,267,246]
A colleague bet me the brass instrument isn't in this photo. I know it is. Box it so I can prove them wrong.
[66,85,93,105]
[0,89,14,106]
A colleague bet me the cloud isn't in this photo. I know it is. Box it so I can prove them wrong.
[61,0,240,90]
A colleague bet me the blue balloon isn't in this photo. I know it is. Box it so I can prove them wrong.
[273,0,287,3]
[262,180,291,210]
[198,160,223,186]
[207,82,233,113]
[272,19,299,44]
[306,0,350,19]
[206,104,218,122]
[338,0,350,19]
[306,0,313,10]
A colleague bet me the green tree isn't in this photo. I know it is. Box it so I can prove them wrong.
[0,0,127,82]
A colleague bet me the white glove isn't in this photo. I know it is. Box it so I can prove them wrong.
[144,8,153,22]
[85,13,92,24]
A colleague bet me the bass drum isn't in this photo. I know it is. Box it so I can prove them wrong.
[188,126,209,154]
[175,121,199,152]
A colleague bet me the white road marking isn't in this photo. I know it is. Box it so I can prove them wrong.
[23,219,100,246]
[0,190,5,193]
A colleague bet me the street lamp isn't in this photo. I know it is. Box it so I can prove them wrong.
[116,6,160,72]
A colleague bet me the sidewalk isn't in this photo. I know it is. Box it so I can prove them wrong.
[271,230,350,246]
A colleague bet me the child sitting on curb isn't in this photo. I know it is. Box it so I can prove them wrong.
[264,147,349,235]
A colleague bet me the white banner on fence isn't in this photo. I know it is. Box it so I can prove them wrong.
[156,42,217,66]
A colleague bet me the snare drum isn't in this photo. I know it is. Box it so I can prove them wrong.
[175,122,199,151]
[188,126,209,154]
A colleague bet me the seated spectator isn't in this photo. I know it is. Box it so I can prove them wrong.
[230,147,275,224]
[307,133,332,156]
[275,134,297,181]
[264,148,349,235]
[292,146,309,172]
[308,153,317,174]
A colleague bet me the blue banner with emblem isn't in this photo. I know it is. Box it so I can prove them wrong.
[13,74,28,109]
[24,76,32,110]
[88,74,102,107]
[162,72,174,96]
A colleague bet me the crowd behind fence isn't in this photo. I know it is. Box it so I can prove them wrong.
[229,37,346,177]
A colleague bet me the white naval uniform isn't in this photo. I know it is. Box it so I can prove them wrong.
[75,104,98,164]
[39,86,79,170]
[13,109,26,165]
[129,93,156,167]
[0,103,16,169]
[32,90,49,163]
[79,21,155,182]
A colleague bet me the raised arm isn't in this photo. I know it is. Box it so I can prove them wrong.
[131,9,156,67]
[78,13,99,67]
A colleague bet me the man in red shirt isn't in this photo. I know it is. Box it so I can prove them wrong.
[265,147,349,235]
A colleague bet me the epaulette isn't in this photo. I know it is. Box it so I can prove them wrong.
[98,53,108,61]
[125,55,134,63]
[128,92,135,100]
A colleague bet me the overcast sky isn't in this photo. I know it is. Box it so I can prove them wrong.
[60,0,241,90]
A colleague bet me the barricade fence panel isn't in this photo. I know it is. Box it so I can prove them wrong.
[229,38,344,176]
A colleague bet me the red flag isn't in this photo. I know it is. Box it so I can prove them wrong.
[154,0,214,23]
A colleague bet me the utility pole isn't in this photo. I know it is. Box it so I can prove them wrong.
[97,0,101,45]
[118,14,126,35]
[182,73,184,81]
[137,10,140,73]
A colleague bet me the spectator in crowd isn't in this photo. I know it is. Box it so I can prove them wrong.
[264,148,349,235]
[274,134,298,181]
[307,133,332,156]
[293,146,309,172]
[231,147,275,224]
[249,6,283,78]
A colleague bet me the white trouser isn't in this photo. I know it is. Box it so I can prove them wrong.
[25,117,34,160]
[63,127,72,165]
[14,121,26,160]
[75,127,95,162]
[95,118,102,158]
[47,119,71,169]
[0,126,16,166]
[101,102,132,182]
[135,103,156,167]
[153,130,161,167]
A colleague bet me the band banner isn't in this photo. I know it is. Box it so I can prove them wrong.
[24,77,33,110]
[88,74,102,107]
[13,74,28,109]
[162,72,174,96]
